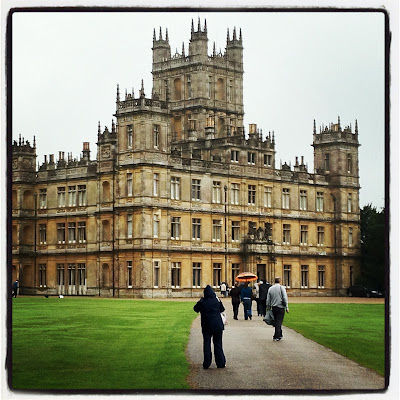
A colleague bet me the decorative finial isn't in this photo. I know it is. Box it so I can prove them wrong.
[338,115,341,129]
[198,17,201,31]
[204,19,207,32]
[355,119,358,134]
[159,27,162,40]
[227,28,230,42]
[33,135,36,148]
[140,79,145,98]
[233,27,237,41]
[191,19,194,33]
[213,42,216,56]
[116,84,120,102]
[239,28,242,41]
[112,120,116,133]
[313,119,316,134]
[166,28,169,42]
[153,28,156,41]
[182,42,185,56]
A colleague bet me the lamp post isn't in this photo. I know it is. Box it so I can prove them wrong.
[224,185,228,284]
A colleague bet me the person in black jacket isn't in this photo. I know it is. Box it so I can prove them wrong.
[229,282,241,320]
[258,281,272,317]
[193,285,226,369]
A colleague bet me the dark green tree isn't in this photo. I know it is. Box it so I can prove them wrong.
[359,204,385,291]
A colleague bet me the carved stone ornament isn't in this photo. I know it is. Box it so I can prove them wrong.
[101,146,111,158]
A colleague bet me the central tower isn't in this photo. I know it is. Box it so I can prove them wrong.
[152,18,244,142]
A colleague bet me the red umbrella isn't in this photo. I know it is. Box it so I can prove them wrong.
[235,272,258,282]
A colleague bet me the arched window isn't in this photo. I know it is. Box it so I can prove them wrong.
[216,78,225,101]
[102,181,110,202]
[173,116,182,141]
[217,117,225,137]
[102,263,109,287]
[102,220,110,241]
[174,78,182,101]
[12,190,17,209]
[22,190,34,209]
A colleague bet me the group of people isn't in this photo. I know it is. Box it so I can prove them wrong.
[193,277,289,369]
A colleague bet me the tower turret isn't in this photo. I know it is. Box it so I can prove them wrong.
[152,27,171,65]
[226,26,243,66]
[188,18,208,61]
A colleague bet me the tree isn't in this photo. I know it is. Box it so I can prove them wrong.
[359,204,385,291]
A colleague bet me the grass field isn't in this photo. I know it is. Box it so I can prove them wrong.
[284,303,385,376]
[11,298,385,390]
[11,297,196,390]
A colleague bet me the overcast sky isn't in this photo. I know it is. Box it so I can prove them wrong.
[11,10,385,208]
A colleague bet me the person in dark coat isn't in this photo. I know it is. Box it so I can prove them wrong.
[193,285,226,369]
[258,281,272,317]
[229,282,241,320]
[240,281,253,320]
[12,280,19,298]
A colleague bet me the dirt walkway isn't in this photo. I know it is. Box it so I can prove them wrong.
[186,297,385,392]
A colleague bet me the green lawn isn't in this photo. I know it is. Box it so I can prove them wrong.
[284,303,385,376]
[11,298,386,391]
[11,297,196,390]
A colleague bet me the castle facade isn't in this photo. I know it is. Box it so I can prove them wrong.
[11,20,361,297]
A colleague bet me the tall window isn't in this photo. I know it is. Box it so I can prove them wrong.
[283,224,291,245]
[193,262,201,287]
[231,150,239,163]
[127,173,133,196]
[316,192,324,212]
[213,263,222,287]
[57,223,66,243]
[283,265,291,287]
[57,187,66,207]
[187,75,192,98]
[68,222,76,243]
[350,266,354,286]
[154,261,160,287]
[232,221,240,242]
[212,181,221,203]
[39,264,46,287]
[191,179,201,201]
[232,263,240,285]
[301,265,309,288]
[264,154,272,166]
[77,185,87,206]
[171,217,181,240]
[248,185,256,205]
[208,76,212,98]
[153,125,160,148]
[127,261,133,287]
[247,152,256,165]
[300,225,308,245]
[39,188,47,209]
[39,224,47,244]
[347,153,353,174]
[299,190,307,210]
[57,264,65,286]
[68,185,76,206]
[77,222,86,243]
[324,153,330,171]
[127,125,133,148]
[347,193,353,213]
[228,80,233,102]
[348,227,353,247]
[317,226,325,246]
[192,218,201,240]
[212,219,222,242]
[153,214,159,238]
[77,263,86,287]
[282,188,290,209]
[171,177,180,200]
[231,183,240,205]
[171,262,181,287]
[264,187,272,208]
[127,214,133,238]
[153,173,159,197]
[318,265,325,288]
[68,264,76,286]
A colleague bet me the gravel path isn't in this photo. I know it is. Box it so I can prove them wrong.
[186,298,385,392]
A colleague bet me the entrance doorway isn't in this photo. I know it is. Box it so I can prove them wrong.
[257,264,266,282]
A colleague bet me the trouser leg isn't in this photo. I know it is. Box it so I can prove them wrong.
[203,332,212,369]
[261,300,267,317]
[272,306,285,339]
[212,331,226,368]
[232,303,239,319]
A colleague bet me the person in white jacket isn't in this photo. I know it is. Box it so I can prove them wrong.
[266,277,289,341]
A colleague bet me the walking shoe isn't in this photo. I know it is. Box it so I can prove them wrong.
[249,315,252,320]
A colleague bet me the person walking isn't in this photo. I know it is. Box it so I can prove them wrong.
[193,285,226,369]
[12,280,19,298]
[240,281,253,320]
[255,280,262,316]
[266,277,289,341]
[259,280,272,317]
[220,282,227,298]
[229,282,241,320]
